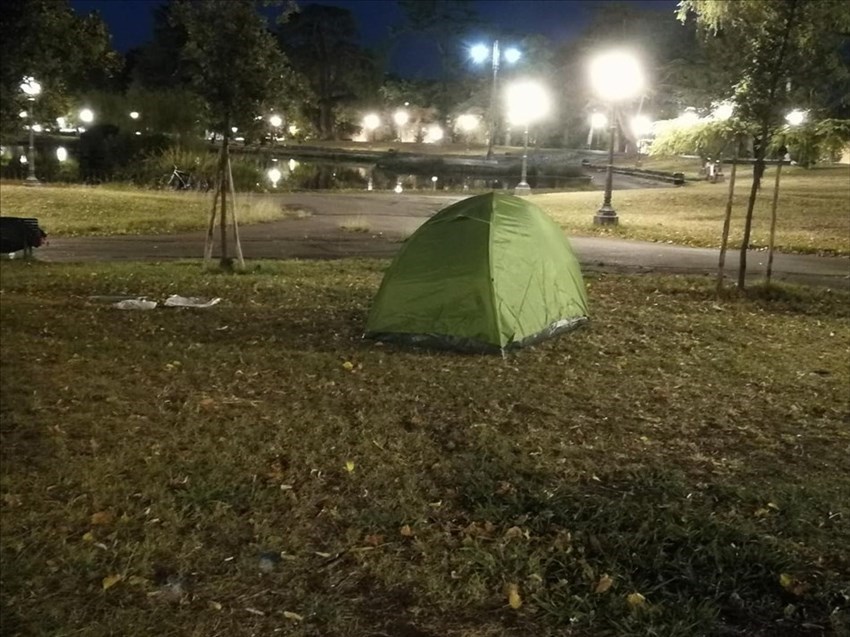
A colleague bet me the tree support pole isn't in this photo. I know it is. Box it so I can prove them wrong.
[716,149,739,294]
[765,161,783,285]
[227,156,245,268]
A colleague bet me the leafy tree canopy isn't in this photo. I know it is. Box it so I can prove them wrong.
[0,0,119,139]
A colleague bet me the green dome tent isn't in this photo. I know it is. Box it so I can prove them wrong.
[365,192,588,353]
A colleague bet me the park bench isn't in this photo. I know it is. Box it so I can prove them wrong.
[0,217,47,257]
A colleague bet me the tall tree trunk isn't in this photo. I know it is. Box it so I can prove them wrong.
[738,126,768,290]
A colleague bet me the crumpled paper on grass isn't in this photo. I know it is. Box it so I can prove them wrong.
[163,295,221,308]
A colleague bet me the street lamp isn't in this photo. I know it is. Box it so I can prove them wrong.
[506,80,551,195]
[20,77,42,185]
[129,111,140,120]
[587,112,608,147]
[393,109,409,141]
[363,113,380,142]
[588,50,644,225]
[471,40,521,159]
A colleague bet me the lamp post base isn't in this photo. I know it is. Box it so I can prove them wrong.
[24,175,41,187]
[514,181,531,195]
[594,205,618,225]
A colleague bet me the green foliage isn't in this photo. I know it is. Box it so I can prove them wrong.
[772,119,850,168]
[0,0,119,141]
[649,119,753,161]
[276,5,378,140]
[171,0,293,134]
[125,146,263,190]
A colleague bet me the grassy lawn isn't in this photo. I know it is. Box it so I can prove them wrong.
[0,183,288,237]
[534,165,850,255]
[1,260,848,637]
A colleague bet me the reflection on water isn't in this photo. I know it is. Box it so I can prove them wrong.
[264,158,591,192]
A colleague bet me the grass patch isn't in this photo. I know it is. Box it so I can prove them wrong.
[0,183,291,237]
[1,261,849,637]
[535,165,850,255]
[339,216,373,233]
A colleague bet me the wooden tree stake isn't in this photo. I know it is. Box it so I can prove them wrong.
[765,161,783,285]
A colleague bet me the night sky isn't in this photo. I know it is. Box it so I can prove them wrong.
[69,0,678,77]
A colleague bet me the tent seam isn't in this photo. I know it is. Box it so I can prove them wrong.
[486,192,504,350]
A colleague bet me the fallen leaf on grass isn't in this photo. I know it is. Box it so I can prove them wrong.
[505,583,522,609]
[283,611,304,621]
[400,524,414,537]
[342,361,354,371]
[102,574,122,590]
[90,511,114,526]
[594,574,614,594]
[627,592,646,608]
[209,601,222,611]
[364,534,384,546]
[504,526,525,540]
[779,573,810,597]
[344,460,355,473]
[82,531,95,542]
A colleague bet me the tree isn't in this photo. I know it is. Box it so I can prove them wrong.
[276,5,377,140]
[0,0,119,140]
[679,0,850,289]
[171,0,294,269]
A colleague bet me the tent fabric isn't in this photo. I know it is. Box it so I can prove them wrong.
[365,192,588,353]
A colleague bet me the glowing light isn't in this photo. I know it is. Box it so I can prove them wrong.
[363,113,380,130]
[79,108,94,123]
[712,102,734,121]
[393,110,409,127]
[504,48,521,64]
[590,112,608,129]
[431,176,438,182]
[20,77,41,97]
[394,183,403,194]
[424,124,444,143]
[19,155,28,164]
[269,114,282,127]
[631,114,653,137]
[56,117,67,128]
[785,109,806,126]
[267,167,282,186]
[457,114,479,132]
[470,44,489,63]
[288,158,299,171]
[19,111,27,119]
[288,124,299,135]
[589,50,644,102]
[56,147,68,162]
[678,109,700,127]
[505,80,551,126]
[129,111,140,120]
[31,124,43,133]
[231,126,238,133]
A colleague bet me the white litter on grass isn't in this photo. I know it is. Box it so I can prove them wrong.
[164,295,221,308]
[113,299,158,310]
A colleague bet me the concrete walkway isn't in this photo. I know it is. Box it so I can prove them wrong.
[36,192,850,288]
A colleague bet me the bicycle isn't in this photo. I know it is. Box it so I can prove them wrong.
[160,165,193,190]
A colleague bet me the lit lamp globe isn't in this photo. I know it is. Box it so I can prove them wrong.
[79,108,94,124]
[393,110,409,127]
[269,114,283,128]
[590,112,608,129]
[20,77,42,98]
[129,111,140,120]
[785,109,806,126]
[457,114,479,133]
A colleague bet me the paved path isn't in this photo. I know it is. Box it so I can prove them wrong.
[37,192,850,288]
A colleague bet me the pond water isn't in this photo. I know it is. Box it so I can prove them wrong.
[264,157,593,193]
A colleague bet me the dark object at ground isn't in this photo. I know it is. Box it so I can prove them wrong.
[0,217,47,256]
